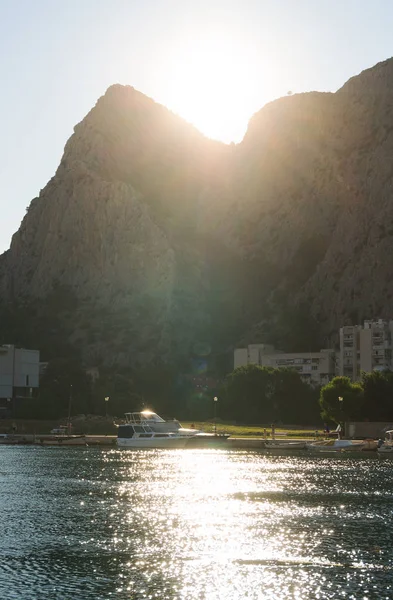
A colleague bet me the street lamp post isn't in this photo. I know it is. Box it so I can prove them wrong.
[338,396,344,438]
[104,397,110,419]
[213,396,218,435]
[67,384,73,435]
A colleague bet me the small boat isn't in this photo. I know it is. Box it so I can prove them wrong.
[307,439,366,452]
[377,430,393,456]
[377,444,393,455]
[117,422,188,448]
[264,440,307,450]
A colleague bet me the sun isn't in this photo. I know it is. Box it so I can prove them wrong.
[159,32,274,143]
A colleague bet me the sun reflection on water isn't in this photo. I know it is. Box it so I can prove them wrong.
[1,447,393,600]
[98,450,393,599]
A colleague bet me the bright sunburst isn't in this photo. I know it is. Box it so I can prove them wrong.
[160,31,280,143]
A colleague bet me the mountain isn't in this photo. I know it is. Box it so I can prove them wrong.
[0,85,240,367]
[2,58,393,369]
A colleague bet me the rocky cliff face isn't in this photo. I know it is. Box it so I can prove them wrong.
[2,59,393,365]
[210,58,393,344]
[0,86,235,365]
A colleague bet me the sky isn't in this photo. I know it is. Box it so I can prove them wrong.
[1,0,393,253]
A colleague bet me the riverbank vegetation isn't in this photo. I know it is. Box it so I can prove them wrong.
[12,351,393,428]
[11,360,323,426]
[222,364,321,426]
[320,371,393,423]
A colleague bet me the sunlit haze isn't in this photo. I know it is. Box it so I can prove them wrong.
[1,0,393,252]
[159,29,267,142]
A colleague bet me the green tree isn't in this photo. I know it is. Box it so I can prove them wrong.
[36,358,93,419]
[184,389,214,421]
[223,364,275,423]
[319,376,364,424]
[92,371,136,417]
[272,368,321,425]
[133,362,178,416]
[224,365,322,425]
[361,370,393,421]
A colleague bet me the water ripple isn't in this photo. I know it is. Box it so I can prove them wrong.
[0,447,393,599]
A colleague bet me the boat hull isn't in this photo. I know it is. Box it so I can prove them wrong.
[307,441,366,452]
[264,441,306,450]
[307,446,346,453]
[377,445,393,455]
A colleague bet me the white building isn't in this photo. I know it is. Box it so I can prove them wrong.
[234,344,276,370]
[339,319,393,380]
[234,343,336,386]
[0,345,40,416]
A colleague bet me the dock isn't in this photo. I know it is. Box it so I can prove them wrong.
[0,434,266,448]
[227,437,265,448]
[0,434,117,446]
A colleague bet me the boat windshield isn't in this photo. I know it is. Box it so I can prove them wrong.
[125,412,166,424]
[140,411,165,423]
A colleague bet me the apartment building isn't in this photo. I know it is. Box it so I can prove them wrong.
[339,319,393,380]
[260,350,336,387]
[339,325,362,380]
[234,344,336,386]
[234,344,276,370]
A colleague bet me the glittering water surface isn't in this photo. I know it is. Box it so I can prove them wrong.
[1,448,393,600]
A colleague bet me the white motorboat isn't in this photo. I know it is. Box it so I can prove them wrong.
[264,440,307,450]
[117,422,188,448]
[377,430,393,456]
[307,439,366,452]
[124,411,200,437]
[119,411,229,448]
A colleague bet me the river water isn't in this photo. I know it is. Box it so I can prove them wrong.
[0,447,392,600]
